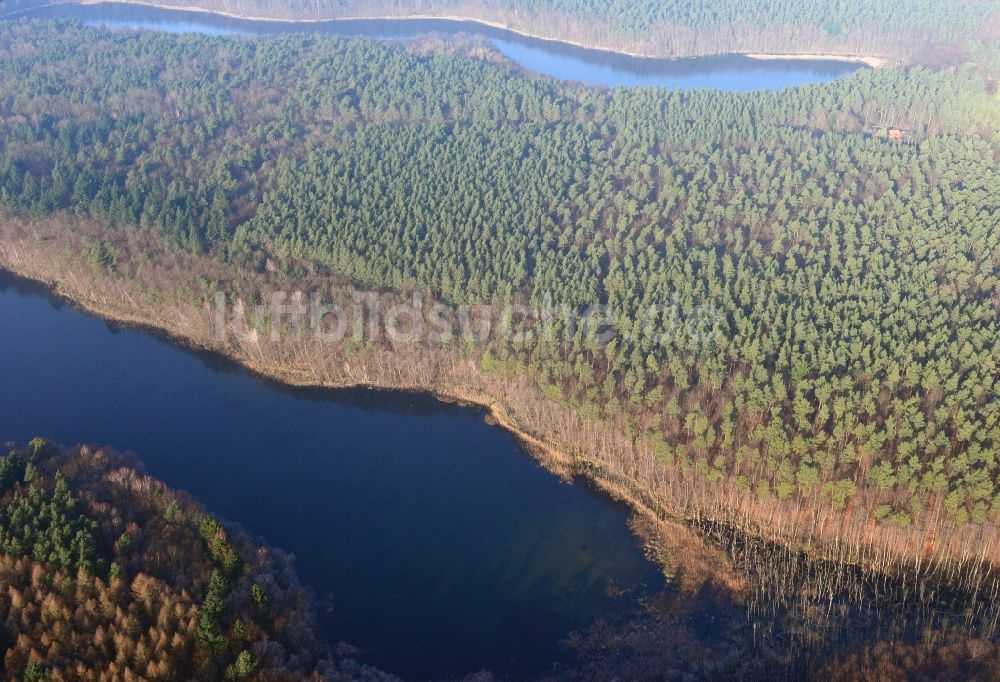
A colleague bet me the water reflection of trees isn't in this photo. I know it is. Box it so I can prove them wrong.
[552,520,999,680]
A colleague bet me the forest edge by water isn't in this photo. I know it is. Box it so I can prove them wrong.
[1,214,995,600]
[0,242,744,598]
[0,12,998,675]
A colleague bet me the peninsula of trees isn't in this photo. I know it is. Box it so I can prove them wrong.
[0,20,998,594]
[0,439,396,680]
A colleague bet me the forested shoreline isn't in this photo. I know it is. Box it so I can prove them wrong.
[0,439,395,680]
[0,15,999,620]
[4,250,1000,681]
[4,0,998,66]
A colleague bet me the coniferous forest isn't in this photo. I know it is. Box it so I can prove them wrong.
[0,5,998,680]
[1,20,998,543]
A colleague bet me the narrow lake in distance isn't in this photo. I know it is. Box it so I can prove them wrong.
[2,2,866,90]
[0,271,667,679]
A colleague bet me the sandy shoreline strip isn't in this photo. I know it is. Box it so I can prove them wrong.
[745,52,886,68]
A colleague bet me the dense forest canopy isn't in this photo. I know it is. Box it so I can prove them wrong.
[0,20,998,579]
[4,0,998,63]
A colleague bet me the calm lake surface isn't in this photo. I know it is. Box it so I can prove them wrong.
[0,271,665,679]
[2,3,866,90]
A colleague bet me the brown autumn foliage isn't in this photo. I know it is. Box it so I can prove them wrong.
[817,634,1000,681]
[0,555,202,680]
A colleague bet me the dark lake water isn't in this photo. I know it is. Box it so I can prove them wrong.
[0,271,665,680]
[2,2,865,90]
